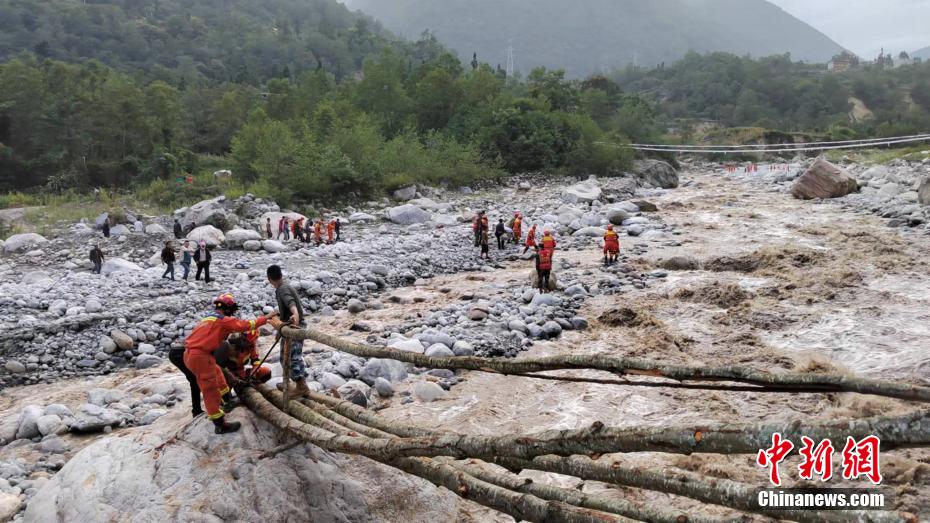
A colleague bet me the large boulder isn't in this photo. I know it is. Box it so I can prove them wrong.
[918,177,930,206]
[561,182,601,204]
[392,185,418,201]
[634,160,679,189]
[349,212,377,222]
[791,159,858,200]
[101,258,142,276]
[25,413,461,523]
[144,223,168,235]
[606,208,631,225]
[109,224,131,237]
[572,227,606,237]
[261,240,286,253]
[225,228,262,248]
[358,358,409,384]
[180,196,230,230]
[186,225,225,247]
[2,233,48,253]
[386,204,431,225]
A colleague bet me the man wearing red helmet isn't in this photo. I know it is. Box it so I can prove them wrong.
[603,224,620,266]
[180,293,276,434]
[215,332,272,384]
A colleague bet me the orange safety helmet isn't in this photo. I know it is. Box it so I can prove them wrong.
[213,293,239,314]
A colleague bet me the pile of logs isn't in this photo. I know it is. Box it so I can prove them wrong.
[238,324,930,522]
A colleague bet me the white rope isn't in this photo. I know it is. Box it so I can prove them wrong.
[606,135,930,154]
[625,133,930,149]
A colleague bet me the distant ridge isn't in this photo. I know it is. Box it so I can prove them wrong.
[348,0,847,76]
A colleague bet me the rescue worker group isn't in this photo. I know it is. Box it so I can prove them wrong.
[171,211,621,434]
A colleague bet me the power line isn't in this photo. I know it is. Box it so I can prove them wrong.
[606,134,930,154]
[625,133,930,149]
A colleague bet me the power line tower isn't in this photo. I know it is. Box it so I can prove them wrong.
[505,42,515,77]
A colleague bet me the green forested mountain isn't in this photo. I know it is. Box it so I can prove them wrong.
[612,52,930,135]
[0,0,395,84]
[346,0,846,77]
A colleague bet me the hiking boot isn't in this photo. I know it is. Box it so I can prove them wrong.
[213,416,241,434]
[192,408,204,419]
[221,393,239,412]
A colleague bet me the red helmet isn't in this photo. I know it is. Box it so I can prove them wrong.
[213,293,238,313]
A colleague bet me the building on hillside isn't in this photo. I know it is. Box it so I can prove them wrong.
[827,51,858,73]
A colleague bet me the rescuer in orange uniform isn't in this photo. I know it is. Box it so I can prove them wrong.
[326,220,335,244]
[541,229,557,251]
[603,224,620,266]
[314,220,323,246]
[535,245,554,292]
[183,294,276,434]
[512,212,522,245]
[215,332,272,384]
[522,224,537,255]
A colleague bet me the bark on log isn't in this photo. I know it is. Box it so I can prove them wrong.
[288,387,906,523]
[242,384,632,523]
[277,325,930,403]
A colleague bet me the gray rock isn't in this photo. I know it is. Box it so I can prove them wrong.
[919,177,930,206]
[373,378,395,397]
[109,224,131,236]
[561,182,602,204]
[413,381,447,403]
[387,204,431,225]
[563,284,587,297]
[392,185,418,201]
[626,225,644,237]
[137,343,157,355]
[110,330,134,350]
[4,360,26,374]
[451,341,474,357]
[791,159,858,200]
[36,415,67,436]
[570,317,589,330]
[349,212,377,222]
[145,224,168,235]
[572,226,606,237]
[467,308,488,321]
[634,160,679,189]
[346,299,366,314]
[542,321,563,338]
[0,492,22,521]
[530,293,560,307]
[261,240,286,253]
[508,320,529,334]
[336,380,370,408]
[2,233,49,253]
[40,435,68,453]
[358,359,408,384]
[424,344,454,358]
[16,405,44,439]
[101,258,142,275]
[660,256,701,271]
[140,409,168,426]
[225,228,262,248]
[70,404,124,433]
[418,330,455,349]
[186,225,226,247]
[606,209,631,225]
[389,338,426,353]
[243,240,262,252]
[135,354,163,369]
[319,372,347,391]
[45,404,74,418]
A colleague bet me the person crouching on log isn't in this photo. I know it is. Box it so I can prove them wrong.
[603,224,620,266]
[180,293,276,434]
[535,245,554,293]
[215,332,272,386]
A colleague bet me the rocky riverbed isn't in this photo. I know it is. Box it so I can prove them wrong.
[2,155,930,521]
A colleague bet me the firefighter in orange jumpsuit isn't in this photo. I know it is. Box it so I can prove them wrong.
[215,332,272,384]
[522,224,537,255]
[314,220,323,246]
[541,229,557,251]
[183,294,275,434]
[603,224,620,265]
[535,245,554,292]
[326,220,335,244]
[512,212,522,245]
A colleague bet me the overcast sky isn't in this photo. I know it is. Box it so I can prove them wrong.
[768,0,930,57]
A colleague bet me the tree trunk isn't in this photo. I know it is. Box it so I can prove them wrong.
[277,325,930,403]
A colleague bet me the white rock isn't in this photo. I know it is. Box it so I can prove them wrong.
[386,204,431,225]
[145,224,168,235]
[572,226,606,237]
[561,182,601,204]
[36,414,67,436]
[101,258,142,275]
[392,185,417,201]
[85,299,103,313]
[261,240,286,253]
[0,492,22,522]
[414,382,447,403]
[349,212,377,222]
[243,240,262,251]
[225,228,262,248]
[16,405,45,439]
[2,233,48,253]
[109,224,131,236]
[186,225,225,247]
[388,338,426,354]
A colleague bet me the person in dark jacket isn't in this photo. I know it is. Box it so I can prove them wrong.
[495,219,506,250]
[194,241,212,283]
[173,219,183,239]
[89,244,104,274]
[161,241,176,280]
[334,218,341,242]
[102,218,110,238]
